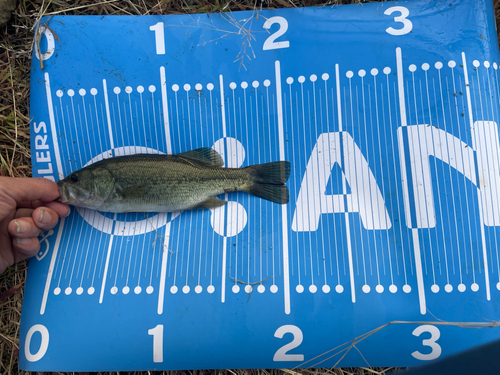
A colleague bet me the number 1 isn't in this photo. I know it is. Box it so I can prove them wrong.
[150,22,165,55]
[148,324,164,363]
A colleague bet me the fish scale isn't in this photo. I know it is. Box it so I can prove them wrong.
[109,156,251,212]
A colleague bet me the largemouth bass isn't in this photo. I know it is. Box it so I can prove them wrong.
[57,147,291,213]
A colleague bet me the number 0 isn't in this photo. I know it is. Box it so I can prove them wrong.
[273,325,304,361]
[25,324,49,362]
[34,27,55,61]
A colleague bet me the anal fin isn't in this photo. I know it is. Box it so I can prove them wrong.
[191,197,227,210]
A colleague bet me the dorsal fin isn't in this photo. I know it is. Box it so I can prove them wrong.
[176,147,224,167]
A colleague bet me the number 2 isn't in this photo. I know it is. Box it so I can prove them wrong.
[411,325,442,361]
[273,325,304,361]
[384,6,413,36]
[263,17,290,50]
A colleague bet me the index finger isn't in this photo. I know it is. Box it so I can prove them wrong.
[0,177,61,204]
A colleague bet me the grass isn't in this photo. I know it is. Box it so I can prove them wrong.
[0,0,499,373]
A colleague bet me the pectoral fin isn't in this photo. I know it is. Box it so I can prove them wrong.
[116,185,151,200]
[191,197,227,210]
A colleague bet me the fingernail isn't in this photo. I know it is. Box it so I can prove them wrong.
[16,238,31,245]
[14,220,30,233]
[38,209,52,224]
[65,207,71,217]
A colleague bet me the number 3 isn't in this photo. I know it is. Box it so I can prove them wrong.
[411,325,442,361]
[384,6,413,36]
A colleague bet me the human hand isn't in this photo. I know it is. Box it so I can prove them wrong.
[0,177,70,274]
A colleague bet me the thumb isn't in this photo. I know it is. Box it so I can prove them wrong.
[0,177,61,204]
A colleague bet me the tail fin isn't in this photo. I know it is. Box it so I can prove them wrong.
[245,161,291,204]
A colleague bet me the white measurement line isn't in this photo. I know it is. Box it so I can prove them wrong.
[77,96,94,287]
[336,64,355,303]
[230,85,238,288]
[219,74,228,302]
[158,222,173,314]
[349,78,367,286]
[102,79,115,151]
[252,90,265,285]
[184,91,194,290]
[419,69,440,280]
[342,89,351,278]
[474,64,495,295]
[384,69,408,285]
[275,61,291,313]
[451,67,475,281]
[317,92,329,280]
[440,72,464,285]
[151,90,159,154]
[40,73,66,314]
[323,79,334,281]
[64,99,87,290]
[362,81,382,286]
[482,68,500,277]
[266,85,276,289]
[373,72,395,288]
[242,91,251,285]
[312,78,327,288]
[99,222,115,304]
[485,63,500,282]
[124,220,138,291]
[287,83,302,289]
[463,52,490,300]
[417,71,438,287]
[396,47,426,314]
[40,218,65,315]
[197,86,206,291]
[170,91,181,291]
[299,79,314,285]
[445,73,466,285]
[209,88,216,289]
[221,219,227,302]
[430,76,451,285]
[52,105,73,285]
[44,73,64,180]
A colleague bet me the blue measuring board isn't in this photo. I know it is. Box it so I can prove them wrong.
[21,0,500,371]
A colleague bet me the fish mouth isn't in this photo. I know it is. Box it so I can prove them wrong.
[56,181,70,204]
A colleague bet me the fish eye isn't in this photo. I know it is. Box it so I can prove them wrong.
[70,174,79,183]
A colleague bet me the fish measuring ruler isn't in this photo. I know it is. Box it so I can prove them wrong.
[22,0,500,370]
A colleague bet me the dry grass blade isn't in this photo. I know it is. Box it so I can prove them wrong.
[294,319,500,369]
